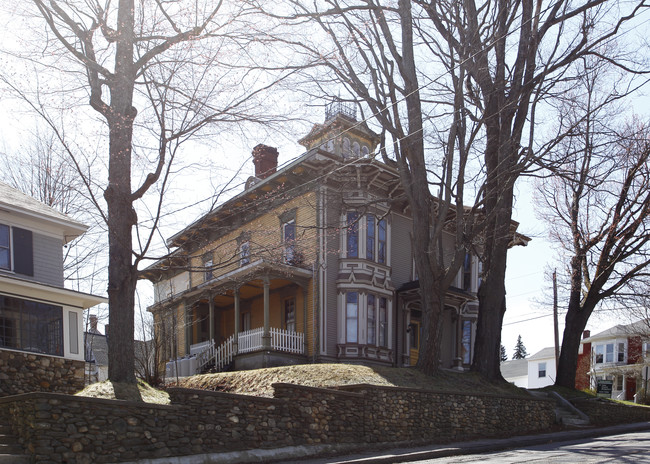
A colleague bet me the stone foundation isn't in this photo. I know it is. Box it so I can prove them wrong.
[0,349,85,397]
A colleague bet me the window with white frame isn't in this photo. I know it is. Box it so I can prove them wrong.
[605,343,614,363]
[615,375,623,391]
[283,220,296,264]
[347,213,387,264]
[0,224,33,276]
[0,294,63,356]
[284,298,296,332]
[203,255,213,282]
[366,214,375,261]
[240,241,250,266]
[462,253,472,291]
[617,342,625,362]
[367,294,376,345]
[346,213,359,258]
[595,344,604,363]
[346,292,358,343]
[538,362,547,378]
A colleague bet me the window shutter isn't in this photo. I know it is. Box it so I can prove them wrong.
[13,227,33,276]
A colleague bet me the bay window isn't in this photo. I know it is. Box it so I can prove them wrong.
[346,292,358,343]
[366,215,375,261]
[346,213,359,258]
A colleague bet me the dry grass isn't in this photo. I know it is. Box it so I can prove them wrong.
[76,379,170,404]
[169,363,527,398]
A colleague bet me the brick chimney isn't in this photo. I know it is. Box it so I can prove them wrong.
[89,314,99,334]
[583,330,590,339]
[252,144,279,180]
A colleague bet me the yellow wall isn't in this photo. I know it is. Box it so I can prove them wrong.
[162,190,320,357]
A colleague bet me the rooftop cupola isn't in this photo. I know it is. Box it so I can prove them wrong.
[298,99,380,159]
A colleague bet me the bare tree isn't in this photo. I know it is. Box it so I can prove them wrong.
[7,0,298,384]
[413,0,649,381]
[537,90,650,390]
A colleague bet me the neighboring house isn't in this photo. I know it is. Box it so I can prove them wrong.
[526,347,557,389]
[501,347,557,389]
[84,314,108,383]
[144,102,528,375]
[576,320,650,402]
[501,358,528,388]
[0,182,106,396]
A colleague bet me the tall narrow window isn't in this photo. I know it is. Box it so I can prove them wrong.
[204,257,213,282]
[461,320,472,364]
[0,225,9,270]
[378,297,387,347]
[463,253,472,291]
[284,298,296,332]
[477,260,483,290]
[595,345,604,363]
[283,220,296,264]
[240,241,250,266]
[346,292,358,343]
[605,343,614,363]
[346,212,359,258]
[377,218,386,264]
[367,294,376,345]
[366,215,375,261]
[617,342,625,362]
[69,312,79,355]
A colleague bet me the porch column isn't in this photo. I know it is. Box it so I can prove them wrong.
[263,277,271,349]
[234,287,240,354]
[303,287,309,356]
[183,299,191,356]
[208,294,215,346]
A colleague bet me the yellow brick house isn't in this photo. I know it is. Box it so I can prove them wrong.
[144,102,519,375]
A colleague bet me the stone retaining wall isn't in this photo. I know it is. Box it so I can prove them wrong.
[338,384,556,443]
[571,398,650,425]
[0,383,556,463]
[0,349,85,397]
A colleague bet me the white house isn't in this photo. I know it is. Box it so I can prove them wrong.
[0,182,106,396]
[501,347,557,389]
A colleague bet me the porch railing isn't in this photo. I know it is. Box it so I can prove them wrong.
[271,327,304,353]
[195,334,234,374]
[193,327,304,374]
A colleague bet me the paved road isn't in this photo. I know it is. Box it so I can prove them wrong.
[395,430,650,463]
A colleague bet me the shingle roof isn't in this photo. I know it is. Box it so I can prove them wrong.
[582,320,649,343]
[500,358,528,378]
[0,182,87,242]
[528,347,557,360]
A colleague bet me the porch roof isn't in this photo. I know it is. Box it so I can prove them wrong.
[150,259,313,309]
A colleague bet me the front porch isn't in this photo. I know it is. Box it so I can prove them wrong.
[164,259,313,376]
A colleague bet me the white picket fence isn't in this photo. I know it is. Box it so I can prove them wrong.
[194,327,305,374]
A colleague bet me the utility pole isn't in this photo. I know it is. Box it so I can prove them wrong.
[553,269,559,373]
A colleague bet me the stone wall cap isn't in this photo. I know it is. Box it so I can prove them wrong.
[167,386,284,403]
[0,391,182,411]
[272,382,364,398]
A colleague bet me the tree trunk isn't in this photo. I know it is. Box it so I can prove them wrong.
[556,300,594,389]
[105,0,138,384]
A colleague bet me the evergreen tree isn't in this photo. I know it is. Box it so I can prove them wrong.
[513,335,528,359]
[500,344,508,362]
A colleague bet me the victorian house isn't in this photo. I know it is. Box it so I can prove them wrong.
[145,103,526,375]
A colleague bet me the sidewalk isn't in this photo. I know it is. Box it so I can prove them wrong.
[126,421,650,464]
